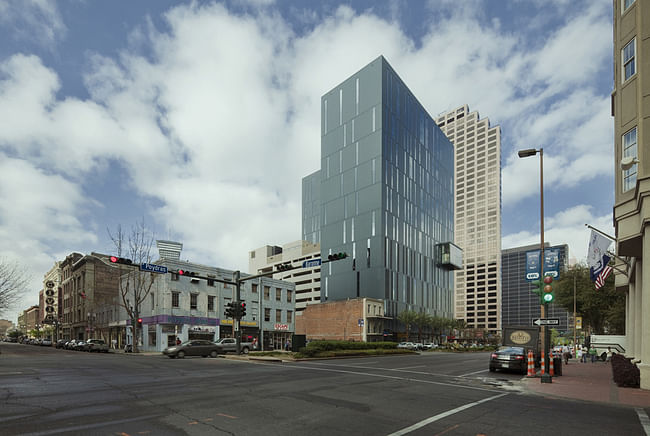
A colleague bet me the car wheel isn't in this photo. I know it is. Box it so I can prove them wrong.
[242,347,249,354]
[202,355,207,358]
[489,366,496,372]
[177,351,185,359]
[210,350,218,358]
[168,355,175,359]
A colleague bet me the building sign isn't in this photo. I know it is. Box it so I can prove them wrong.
[525,251,541,281]
[220,319,258,327]
[274,323,289,331]
[576,316,582,330]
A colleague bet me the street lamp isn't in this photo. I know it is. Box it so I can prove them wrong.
[518,147,552,383]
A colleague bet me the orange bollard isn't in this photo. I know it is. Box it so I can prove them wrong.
[549,351,555,376]
[527,350,536,377]
[541,351,546,375]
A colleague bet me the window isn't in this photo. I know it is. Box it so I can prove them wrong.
[264,308,270,322]
[207,279,215,287]
[287,289,292,303]
[623,0,635,12]
[623,127,638,192]
[151,293,154,310]
[252,283,258,293]
[208,295,215,311]
[275,309,282,323]
[623,38,636,82]
[276,288,282,301]
[171,273,179,281]
[190,294,198,310]
[264,286,270,300]
[287,310,293,324]
[172,292,179,308]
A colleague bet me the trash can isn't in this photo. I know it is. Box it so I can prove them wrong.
[553,356,562,376]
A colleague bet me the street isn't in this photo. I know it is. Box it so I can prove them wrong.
[0,343,647,435]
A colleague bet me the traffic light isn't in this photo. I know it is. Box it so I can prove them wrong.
[328,252,348,261]
[137,318,143,327]
[110,256,133,265]
[276,263,292,272]
[225,302,234,318]
[542,275,554,303]
[240,301,246,318]
[178,269,196,277]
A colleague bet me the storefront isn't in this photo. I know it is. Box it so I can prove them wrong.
[139,314,219,352]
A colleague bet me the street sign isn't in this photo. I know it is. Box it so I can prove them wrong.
[532,318,560,326]
[302,259,322,268]
[140,263,168,274]
[358,319,364,327]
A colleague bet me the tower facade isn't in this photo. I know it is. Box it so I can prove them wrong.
[437,105,502,333]
[303,56,457,320]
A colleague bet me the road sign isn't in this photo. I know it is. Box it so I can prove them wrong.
[140,263,168,274]
[358,319,364,327]
[532,318,560,326]
[302,259,322,268]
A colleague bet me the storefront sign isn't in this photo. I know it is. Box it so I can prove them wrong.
[220,319,258,327]
[274,324,289,331]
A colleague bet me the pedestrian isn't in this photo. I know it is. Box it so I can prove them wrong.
[606,346,613,363]
[252,337,258,350]
[576,346,583,363]
[284,339,291,351]
[111,338,117,350]
[582,346,589,363]
[589,345,597,363]
[176,337,181,346]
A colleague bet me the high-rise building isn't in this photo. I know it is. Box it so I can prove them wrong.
[501,244,570,331]
[612,0,649,389]
[436,105,502,333]
[249,241,321,312]
[302,56,458,325]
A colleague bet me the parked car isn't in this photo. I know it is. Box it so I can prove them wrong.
[55,340,67,349]
[64,340,77,350]
[73,340,87,351]
[397,342,418,350]
[40,339,52,346]
[489,346,527,375]
[163,340,220,358]
[84,339,109,353]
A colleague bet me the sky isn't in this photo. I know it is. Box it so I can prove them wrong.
[0,0,615,324]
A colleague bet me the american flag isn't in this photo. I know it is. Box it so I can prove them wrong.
[587,230,613,290]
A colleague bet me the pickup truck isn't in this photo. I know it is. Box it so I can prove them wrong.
[214,337,255,354]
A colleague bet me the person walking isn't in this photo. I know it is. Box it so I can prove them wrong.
[576,346,583,363]
[606,346,613,363]
[589,345,597,363]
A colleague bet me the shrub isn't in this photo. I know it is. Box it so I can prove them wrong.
[297,340,399,358]
[611,353,640,388]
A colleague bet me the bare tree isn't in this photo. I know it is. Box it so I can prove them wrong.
[108,220,156,353]
[0,258,30,317]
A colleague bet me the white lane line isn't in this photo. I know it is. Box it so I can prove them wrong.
[290,363,501,393]
[0,371,24,375]
[458,369,489,377]
[636,408,650,436]
[302,361,466,379]
[395,365,426,370]
[386,393,508,436]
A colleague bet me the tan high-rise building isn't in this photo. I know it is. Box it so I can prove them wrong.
[437,105,502,333]
[612,0,649,390]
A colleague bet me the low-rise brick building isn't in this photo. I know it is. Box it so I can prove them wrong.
[295,298,390,342]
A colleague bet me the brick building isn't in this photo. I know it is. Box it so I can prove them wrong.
[295,297,389,342]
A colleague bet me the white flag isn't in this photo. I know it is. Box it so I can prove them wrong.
[586,230,613,285]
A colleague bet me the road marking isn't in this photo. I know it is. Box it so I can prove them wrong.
[386,393,508,436]
[637,408,650,436]
[0,371,23,375]
[290,363,501,393]
[458,369,489,377]
[395,365,426,370]
[217,413,238,419]
[302,361,466,379]
[17,413,162,436]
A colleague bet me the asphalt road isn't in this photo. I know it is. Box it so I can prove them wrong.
[0,342,646,436]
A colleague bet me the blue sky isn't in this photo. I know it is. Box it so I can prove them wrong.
[0,0,614,323]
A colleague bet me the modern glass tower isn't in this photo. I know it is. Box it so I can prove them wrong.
[302,56,457,320]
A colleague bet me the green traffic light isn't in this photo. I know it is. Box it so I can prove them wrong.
[543,293,554,303]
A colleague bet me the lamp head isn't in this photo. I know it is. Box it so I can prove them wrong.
[518,149,538,158]
[621,156,638,171]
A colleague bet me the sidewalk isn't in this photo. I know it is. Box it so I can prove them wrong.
[522,359,650,408]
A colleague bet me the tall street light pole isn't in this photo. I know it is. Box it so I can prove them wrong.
[518,147,551,383]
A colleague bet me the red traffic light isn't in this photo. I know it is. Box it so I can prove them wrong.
[137,318,143,323]
[543,276,553,284]
[110,256,133,265]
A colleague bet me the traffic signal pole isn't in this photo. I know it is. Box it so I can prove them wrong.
[234,270,242,355]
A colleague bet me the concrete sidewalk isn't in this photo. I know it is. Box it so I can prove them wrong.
[522,359,650,408]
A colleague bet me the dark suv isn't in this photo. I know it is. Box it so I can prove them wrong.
[163,340,219,358]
